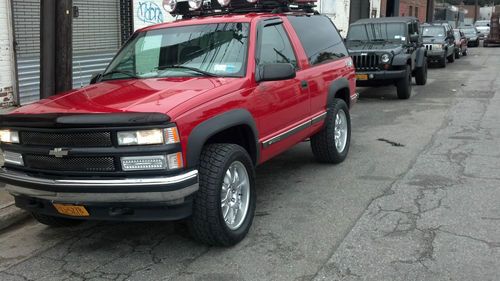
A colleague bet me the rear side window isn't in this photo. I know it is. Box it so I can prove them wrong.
[288,15,348,65]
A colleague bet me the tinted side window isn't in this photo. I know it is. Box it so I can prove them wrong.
[288,15,348,65]
[259,24,297,67]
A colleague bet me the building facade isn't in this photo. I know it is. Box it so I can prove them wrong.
[0,0,16,107]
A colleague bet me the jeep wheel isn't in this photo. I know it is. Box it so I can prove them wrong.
[31,212,83,227]
[396,65,412,100]
[189,144,256,246]
[455,48,461,59]
[311,98,350,164]
[415,60,428,86]
[448,50,455,63]
[463,49,468,56]
[439,53,447,68]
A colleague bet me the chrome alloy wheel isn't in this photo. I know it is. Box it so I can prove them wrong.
[221,161,250,230]
[334,110,348,153]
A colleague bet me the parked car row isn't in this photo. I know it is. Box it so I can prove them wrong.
[345,17,476,100]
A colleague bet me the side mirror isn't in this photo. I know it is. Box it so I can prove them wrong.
[256,63,296,82]
[410,34,419,43]
[90,72,102,84]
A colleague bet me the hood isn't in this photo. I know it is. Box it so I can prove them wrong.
[422,37,446,44]
[11,77,237,116]
[347,41,404,54]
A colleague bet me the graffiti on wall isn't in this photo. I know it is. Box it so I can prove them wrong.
[133,0,175,31]
[137,1,164,24]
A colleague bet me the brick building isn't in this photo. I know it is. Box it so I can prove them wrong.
[0,0,16,106]
[380,0,428,22]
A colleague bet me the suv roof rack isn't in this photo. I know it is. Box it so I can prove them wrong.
[165,0,318,18]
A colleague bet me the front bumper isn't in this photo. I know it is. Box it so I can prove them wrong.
[426,49,446,60]
[1,169,199,221]
[355,69,406,86]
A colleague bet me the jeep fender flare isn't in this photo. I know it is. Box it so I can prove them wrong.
[327,78,351,108]
[392,54,412,66]
[186,109,259,169]
[415,47,427,68]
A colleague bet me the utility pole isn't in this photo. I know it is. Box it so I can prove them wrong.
[40,0,73,99]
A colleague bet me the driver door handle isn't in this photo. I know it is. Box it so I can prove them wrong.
[301,81,308,89]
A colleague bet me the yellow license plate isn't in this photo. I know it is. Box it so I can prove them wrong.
[356,74,369,81]
[53,204,90,217]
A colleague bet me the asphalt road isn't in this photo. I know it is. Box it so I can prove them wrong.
[0,47,499,281]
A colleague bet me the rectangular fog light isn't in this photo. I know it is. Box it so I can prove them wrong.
[121,155,167,171]
[3,151,24,166]
[166,152,184,170]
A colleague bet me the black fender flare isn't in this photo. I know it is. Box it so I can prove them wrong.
[415,47,427,68]
[392,54,411,66]
[327,78,351,108]
[186,109,259,169]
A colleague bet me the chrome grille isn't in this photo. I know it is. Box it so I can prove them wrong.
[21,131,112,147]
[352,54,380,70]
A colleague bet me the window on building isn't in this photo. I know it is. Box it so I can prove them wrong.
[415,7,419,18]
[287,15,348,65]
[409,6,413,16]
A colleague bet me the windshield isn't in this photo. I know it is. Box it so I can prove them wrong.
[421,26,446,37]
[102,23,250,80]
[347,23,407,43]
[461,28,477,35]
[475,21,489,27]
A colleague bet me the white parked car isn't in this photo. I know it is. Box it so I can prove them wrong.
[475,20,490,39]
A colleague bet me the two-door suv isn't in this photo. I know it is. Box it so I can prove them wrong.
[345,17,428,100]
[0,0,356,246]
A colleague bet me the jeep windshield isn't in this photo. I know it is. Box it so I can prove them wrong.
[102,23,249,81]
[421,26,446,38]
[346,23,407,44]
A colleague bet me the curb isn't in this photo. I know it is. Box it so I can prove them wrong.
[0,203,30,231]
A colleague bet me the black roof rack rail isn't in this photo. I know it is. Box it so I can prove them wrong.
[171,0,318,19]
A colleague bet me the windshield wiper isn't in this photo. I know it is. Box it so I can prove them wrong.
[101,70,139,80]
[370,39,388,42]
[157,65,218,77]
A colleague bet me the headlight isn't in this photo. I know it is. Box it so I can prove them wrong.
[433,44,443,50]
[380,54,391,64]
[163,0,177,13]
[0,130,20,143]
[117,129,165,146]
[188,0,202,10]
[218,0,231,6]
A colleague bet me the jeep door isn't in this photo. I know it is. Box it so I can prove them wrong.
[253,18,311,162]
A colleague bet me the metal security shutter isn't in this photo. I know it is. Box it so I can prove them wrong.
[13,0,122,105]
[73,0,121,52]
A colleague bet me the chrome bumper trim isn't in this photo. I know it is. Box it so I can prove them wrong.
[0,168,198,187]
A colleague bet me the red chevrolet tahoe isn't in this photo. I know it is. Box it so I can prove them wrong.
[0,0,356,246]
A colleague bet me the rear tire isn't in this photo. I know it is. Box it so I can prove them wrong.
[31,212,83,227]
[396,65,412,100]
[455,49,461,59]
[189,144,256,246]
[415,60,428,86]
[311,98,351,164]
[463,49,467,56]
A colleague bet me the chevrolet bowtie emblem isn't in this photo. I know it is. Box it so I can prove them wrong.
[49,148,69,158]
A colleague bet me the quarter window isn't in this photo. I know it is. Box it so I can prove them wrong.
[259,24,297,67]
[288,15,348,65]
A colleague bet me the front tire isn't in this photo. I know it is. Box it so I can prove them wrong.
[31,212,83,227]
[396,65,412,99]
[448,49,455,63]
[439,53,447,68]
[311,98,351,164]
[189,144,256,246]
[415,60,428,86]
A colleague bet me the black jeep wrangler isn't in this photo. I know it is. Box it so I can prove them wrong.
[346,17,428,99]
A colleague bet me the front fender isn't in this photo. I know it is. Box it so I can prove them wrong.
[186,109,259,169]
[392,54,411,66]
[415,47,427,68]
